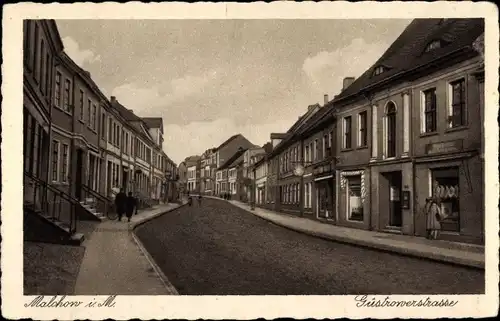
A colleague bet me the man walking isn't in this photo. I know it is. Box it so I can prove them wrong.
[115,188,127,221]
[125,192,137,222]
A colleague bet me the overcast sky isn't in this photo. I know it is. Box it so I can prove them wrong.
[56,19,411,164]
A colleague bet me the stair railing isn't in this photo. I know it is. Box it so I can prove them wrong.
[81,184,114,217]
[24,171,78,235]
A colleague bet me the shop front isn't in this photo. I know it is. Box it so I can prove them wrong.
[337,168,371,230]
[312,161,336,221]
[370,161,413,234]
[414,154,483,244]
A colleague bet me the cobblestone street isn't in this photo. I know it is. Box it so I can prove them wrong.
[135,199,484,295]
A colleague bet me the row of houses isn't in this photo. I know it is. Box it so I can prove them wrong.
[182,18,485,245]
[23,20,177,243]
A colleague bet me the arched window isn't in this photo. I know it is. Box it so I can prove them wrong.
[386,102,397,158]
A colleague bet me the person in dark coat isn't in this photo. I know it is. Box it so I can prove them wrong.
[115,188,127,221]
[125,192,137,222]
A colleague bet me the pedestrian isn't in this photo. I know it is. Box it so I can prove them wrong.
[198,194,202,206]
[115,188,127,222]
[425,197,442,240]
[188,196,193,206]
[125,192,137,222]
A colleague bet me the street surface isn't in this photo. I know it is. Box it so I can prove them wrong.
[135,198,484,295]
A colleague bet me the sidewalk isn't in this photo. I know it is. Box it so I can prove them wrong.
[74,202,183,295]
[209,197,484,269]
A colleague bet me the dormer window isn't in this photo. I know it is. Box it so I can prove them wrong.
[425,40,442,53]
[373,66,386,76]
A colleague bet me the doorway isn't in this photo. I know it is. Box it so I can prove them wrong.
[122,169,129,192]
[383,171,402,227]
[75,149,84,200]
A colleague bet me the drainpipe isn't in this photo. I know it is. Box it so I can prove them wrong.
[299,140,305,217]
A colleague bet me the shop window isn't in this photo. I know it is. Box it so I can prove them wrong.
[346,175,363,221]
[431,167,460,232]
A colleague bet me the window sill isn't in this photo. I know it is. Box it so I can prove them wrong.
[341,148,354,153]
[347,218,365,223]
[78,119,85,124]
[445,125,469,134]
[356,145,368,150]
[419,131,439,138]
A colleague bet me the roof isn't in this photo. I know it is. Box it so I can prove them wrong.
[216,134,243,151]
[334,18,484,103]
[142,117,164,132]
[217,148,247,170]
[110,97,142,122]
[270,133,287,140]
[227,154,245,169]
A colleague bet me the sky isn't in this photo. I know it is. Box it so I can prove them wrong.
[55,19,412,164]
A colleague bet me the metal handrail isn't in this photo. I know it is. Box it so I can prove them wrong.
[81,184,113,217]
[24,171,78,235]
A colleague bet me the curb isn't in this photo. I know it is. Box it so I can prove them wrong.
[129,202,188,295]
[130,232,179,295]
[130,202,188,230]
[210,198,484,270]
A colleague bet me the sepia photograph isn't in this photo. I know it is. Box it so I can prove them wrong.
[2,1,498,320]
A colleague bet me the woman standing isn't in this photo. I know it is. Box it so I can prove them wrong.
[425,197,442,240]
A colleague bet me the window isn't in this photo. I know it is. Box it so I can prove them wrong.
[55,71,61,107]
[92,104,97,130]
[323,135,327,158]
[63,78,71,113]
[386,103,397,158]
[343,116,352,149]
[87,99,92,125]
[304,145,310,164]
[431,167,460,232]
[314,139,318,161]
[61,144,69,183]
[358,111,368,147]
[79,90,85,121]
[423,88,437,133]
[346,175,363,221]
[108,118,112,141]
[425,40,441,53]
[45,53,51,96]
[304,183,310,208]
[101,113,106,138]
[449,79,466,128]
[34,23,40,82]
[52,140,60,182]
[40,40,45,93]
[329,131,333,148]
[373,66,385,76]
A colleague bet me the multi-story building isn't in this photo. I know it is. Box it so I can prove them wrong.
[267,101,328,215]
[216,147,247,198]
[253,154,268,206]
[214,134,254,194]
[241,145,266,202]
[23,20,177,244]
[185,155,201,192]
[177,161,188,194]
[199,148,217,195]
[330,18,484,244]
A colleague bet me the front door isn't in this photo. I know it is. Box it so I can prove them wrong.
[75,149,83,200]
[388,171,403,227]
[122,170,129,192]
[317,183,327,218]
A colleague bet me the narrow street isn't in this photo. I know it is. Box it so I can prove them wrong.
[135,198,484,295]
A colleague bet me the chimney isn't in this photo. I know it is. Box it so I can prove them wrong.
[342,77,355,91]
[110,96,116,102]
[324,94,329,106]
